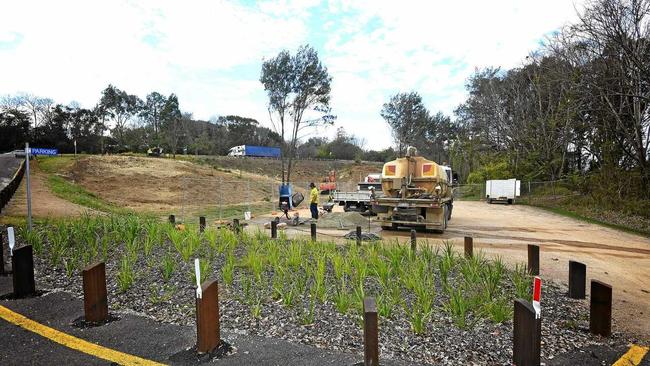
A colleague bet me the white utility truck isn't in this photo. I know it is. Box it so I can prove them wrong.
[485,179,521,204]
[331,174,383,214]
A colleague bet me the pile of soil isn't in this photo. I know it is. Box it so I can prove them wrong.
[317,212,371,229]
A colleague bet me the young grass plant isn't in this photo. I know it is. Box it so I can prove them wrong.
[222,255,235,286]
[117,256,136,293]
[512,263,531,300]
[483,297,513,324]
[446,286,470,329]
[161,253,176,282]
[333,278,352,314]
[20,226,44,254]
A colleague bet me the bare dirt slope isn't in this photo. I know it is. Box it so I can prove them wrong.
[68,155,277,213]
[199,156,384,185]
[389,201,650,340]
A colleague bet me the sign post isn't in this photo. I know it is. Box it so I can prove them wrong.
[25,146,58,231]
[25,143,32,231]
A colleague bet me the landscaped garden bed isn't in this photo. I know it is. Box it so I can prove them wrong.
[8,215,628,365]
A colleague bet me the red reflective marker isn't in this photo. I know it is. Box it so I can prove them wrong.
[532,276,542,319]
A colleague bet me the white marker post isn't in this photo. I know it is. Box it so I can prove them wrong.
[7,227,15,256]
[194,258,202,299]
[532,276,542,319]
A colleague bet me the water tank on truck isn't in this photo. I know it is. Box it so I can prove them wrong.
[372,147,453,233]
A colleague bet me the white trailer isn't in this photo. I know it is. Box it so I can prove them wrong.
[485,179,520,204]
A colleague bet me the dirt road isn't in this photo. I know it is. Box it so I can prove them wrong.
[3,161,92,218]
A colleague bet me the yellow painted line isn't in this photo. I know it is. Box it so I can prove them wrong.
[0,305,166,366]
[612,344,649,366]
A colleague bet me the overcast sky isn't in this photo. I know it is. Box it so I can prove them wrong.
[0,0,583,149]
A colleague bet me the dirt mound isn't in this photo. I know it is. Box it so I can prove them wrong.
[69,156,275,213]
[317,212,371,230]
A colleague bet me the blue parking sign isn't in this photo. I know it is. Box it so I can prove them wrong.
[30,148,58,156]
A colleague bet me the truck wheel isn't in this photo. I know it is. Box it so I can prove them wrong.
[507,199,513,205]
[343,204,350,212]
[381,225,392,230]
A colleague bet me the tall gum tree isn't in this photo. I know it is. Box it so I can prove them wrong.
[261,45,334,184]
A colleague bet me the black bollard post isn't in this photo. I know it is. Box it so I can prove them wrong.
[12,245,36,298]
[590,280,612,337]
[233,219,240,234]
[464,236,473,258]
[356,225,362,246]
[199,216,206,233]
[363,297,379,366]
[271,220,278,239]
[527,244,539,276]
[169,215,176,225]
[568,261,586,299]
[410,230,417,252]
[311,223,317,241]
[513,299,541,366]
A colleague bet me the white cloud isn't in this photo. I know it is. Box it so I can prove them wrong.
[0,0,585,150]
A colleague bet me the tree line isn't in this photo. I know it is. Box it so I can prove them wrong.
[1,84,390,162]
[0,87,286,157]
[381,0,649,199]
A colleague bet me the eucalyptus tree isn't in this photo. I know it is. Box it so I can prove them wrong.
[261,44,334,184]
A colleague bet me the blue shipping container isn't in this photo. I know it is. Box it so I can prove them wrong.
[244,145,281,158]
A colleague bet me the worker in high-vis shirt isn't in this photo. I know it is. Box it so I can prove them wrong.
[309,182,319,220]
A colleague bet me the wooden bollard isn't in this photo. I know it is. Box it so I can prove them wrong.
[233,219,240,234]
[568,261,586,299]
[199,216,206,232]
[271,220,278,239]
[527,244,539,275]
[363,297,379,366]
[410,230,417,252]
[12,245,36,298]
[196,279,220,353]
[590,280,612,337]
[464,236,473,258]
[82,262,108,323]
[356,226,362,246]
[168,214,175,224]
[311,222,317,241]
[513,299,541,366]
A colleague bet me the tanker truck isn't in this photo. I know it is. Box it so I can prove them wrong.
[372,148,453,233]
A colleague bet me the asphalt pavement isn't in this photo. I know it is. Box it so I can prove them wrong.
[0,152,22,190]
